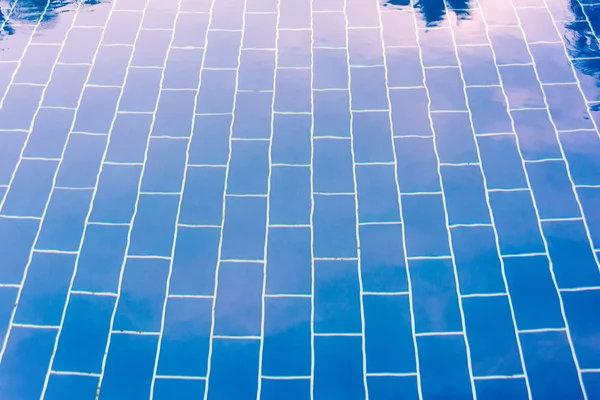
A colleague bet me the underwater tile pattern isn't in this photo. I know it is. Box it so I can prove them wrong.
[1,0,600,398]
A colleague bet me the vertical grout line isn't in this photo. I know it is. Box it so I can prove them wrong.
[408,2,477,397]
[147,0,218,396]
[374,3,423,399]
[341,2,370,398]
[202,0,250,397]
[256,0,281,397]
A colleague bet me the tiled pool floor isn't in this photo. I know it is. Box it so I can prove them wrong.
[1,0,600,398]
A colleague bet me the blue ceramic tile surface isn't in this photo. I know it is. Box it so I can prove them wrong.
[0,0,600,398]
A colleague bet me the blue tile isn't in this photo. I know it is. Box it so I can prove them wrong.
[280,0,311,28]
[232,91,273,139]
[578,188,600,248]
[214,262,263,336]
[189,114,232,166]
[512,109,562,161]
[546,84,594,131]
[583,373,600,400]
[520,331,585,399]
[157,297,211,377]
[359,224,407,293]
[130,30,171,67]
[60,28,102,64]
[314,259,362,334]
[179,167,225,226]
[488,26,531,65]
[313,195,357,258]
[0,288,16,344]
[89,165,141,224]
[560,130,600,186]
[313,12,346,47]
[269,166,311,225]
[275,69,311,112]
[348,29,384,66]
[432,113,478,164]
[266,227,311,295]
[478,135,528,190]
[119,68,162,113]
[313,48,349,87]
[152,91,196,138]
[173,13,210,47]
[207,339,260,399]
[314,336,366,400]
[53,294,114,373]
[0,85,43,130]
[105,113,152,164]
[350,67,388,111]
[114,257,169,332]
[0,327,56,400]
[526,160,580,219]
[352,111,394,163]
[100,333,157,400]
[245,13,278,47]
[163,48,203,90]
[529,43,576,85]
[364,294,415,373]
[463,296,522,376]
[475,378,529,400]
[419,29,458,67]
[14,252,75,326]
[410,259,463,333]
[451,9,487,45]
[499,65,545,109]
[504,256,565,330]
[386,47,423,88]
[368,376,419,400]
[260,379,310,400]
[543,220,600,289]
[196,70,237,114]
[228,141,270,195]
[211,0,244,29]
[467,87,513,134]
[153,379,205,400]
[239,50,275,91]
[441,165,491,225]
[89,45,131,86]
[1,159,57,217]
[401,195,450,257]
[417,335,473,399]
[518,7,560,43]
[43,64,89,109]
[451,226,506,295]
[272,114,311,165]
[314,139,354,193]
[356,165,401,223]
[73,87,120,134]
[490,191,546,255]
[72,224,128,293]
[221,197,267,260]
[36,189,92,251]
[458,46,500,86]
[203,31,241,69]
[562,290,600,369]
[314,90,351,137]
[0,131,26,185]
[170,227,220,296]
[45,374,99,400]
[278,30,311,68]
[426,68,467,111]
[262,297,311,376]
[129,195,179,257]
[394,137,441,193]
[140,138,187,193]
[56,134,106,188]
[24,108,75,159]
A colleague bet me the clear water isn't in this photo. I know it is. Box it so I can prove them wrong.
[0,0,599,399]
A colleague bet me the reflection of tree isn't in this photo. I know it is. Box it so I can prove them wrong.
[382,0,473,27]
[0,0,103,40]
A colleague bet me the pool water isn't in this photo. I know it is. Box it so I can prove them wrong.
[0,0,600,398]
